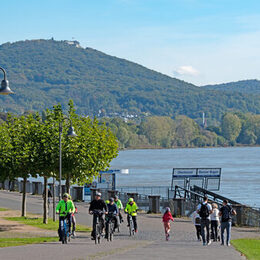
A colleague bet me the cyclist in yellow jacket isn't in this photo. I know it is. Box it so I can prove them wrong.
[56,193,75,240]
[125,198,139,233]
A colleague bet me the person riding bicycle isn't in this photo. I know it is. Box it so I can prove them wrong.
[89,192,108,240]
[114,195,124,223]
[105,198,119,239]
[56,193,75,240]
[125,198,139,233]
[68,194,77,238]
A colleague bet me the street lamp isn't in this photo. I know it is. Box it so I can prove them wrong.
[58,117,77,201]
[0,67,14,95]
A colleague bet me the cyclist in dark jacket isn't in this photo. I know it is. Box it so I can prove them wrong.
[105,198,119,238]
[89,192,108,239]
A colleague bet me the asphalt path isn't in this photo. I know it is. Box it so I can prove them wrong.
[0,190,255,260]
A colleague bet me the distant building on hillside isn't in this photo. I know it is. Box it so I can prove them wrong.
[65,40,83,48]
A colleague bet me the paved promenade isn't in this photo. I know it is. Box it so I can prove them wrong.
[0,190,259,260]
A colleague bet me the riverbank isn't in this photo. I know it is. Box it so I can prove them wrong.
[120,144,260,151]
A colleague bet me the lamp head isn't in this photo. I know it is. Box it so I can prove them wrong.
[67,125,77,137]
[0,79,14,95]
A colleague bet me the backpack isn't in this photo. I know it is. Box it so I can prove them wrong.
[221,205,232,222]
[199,203,209,220]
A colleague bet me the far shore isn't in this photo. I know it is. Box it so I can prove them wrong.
[120,144,260,151]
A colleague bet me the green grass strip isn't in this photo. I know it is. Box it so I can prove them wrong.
[232,238,260,260]
[0,207,9,211]
[5,216,91,232]
[0,237,58,248]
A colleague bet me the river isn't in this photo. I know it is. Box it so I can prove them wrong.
[110,147,260,208]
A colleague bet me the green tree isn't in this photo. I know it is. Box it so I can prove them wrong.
[140,116,175,147]
[174,116,200,147]
[221,113,242,142]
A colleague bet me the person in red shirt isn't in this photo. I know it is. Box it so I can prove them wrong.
[162,207,174,241]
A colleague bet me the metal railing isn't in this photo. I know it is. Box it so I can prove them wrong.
[117,186,170,199]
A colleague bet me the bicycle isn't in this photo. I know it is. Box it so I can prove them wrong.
[128,214,135,236]
[106,213,116,242]
[58,213,71,244]
[91,210,104,244]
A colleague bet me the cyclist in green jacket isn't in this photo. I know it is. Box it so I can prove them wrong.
[125,198,138,233]
[56,193,75,240]
[114,195,124,223]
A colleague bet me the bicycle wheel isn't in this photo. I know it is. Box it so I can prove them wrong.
[107,222,110,241]
[129,223,132,236]
[61,220,66,244]
[95,224,98,245]
[132,227,135,236]
[110,222,114,241]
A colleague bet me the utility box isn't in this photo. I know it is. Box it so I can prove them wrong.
[149,195,160,213]
[107,190,118,199]
[172,198,185,217]
[72,187,83,201]
[90,188,101,201]
[127,193,138,203]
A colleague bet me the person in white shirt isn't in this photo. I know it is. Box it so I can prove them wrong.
[210,203,219,242]
[197,196,213,246]
[191,211,201,241]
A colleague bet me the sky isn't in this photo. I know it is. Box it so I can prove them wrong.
[1,0,260,85]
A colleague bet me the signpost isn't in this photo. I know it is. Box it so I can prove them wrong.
[171,168,221,191]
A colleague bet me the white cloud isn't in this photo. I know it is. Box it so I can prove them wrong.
[173,65,200,77]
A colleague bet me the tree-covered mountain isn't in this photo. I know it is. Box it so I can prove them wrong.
[203,79,260,94]
[1,39,260,122]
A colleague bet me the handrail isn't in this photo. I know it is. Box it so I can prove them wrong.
[192,185,240,205]
[173,185,223,207]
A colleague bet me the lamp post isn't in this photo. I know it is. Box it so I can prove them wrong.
[58,117,77,201]
[0,67,14,95]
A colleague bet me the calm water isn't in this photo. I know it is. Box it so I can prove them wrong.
[110,147,260,208]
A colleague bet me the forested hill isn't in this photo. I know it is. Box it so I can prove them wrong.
[1,39,260,121]
[203,79,260,94]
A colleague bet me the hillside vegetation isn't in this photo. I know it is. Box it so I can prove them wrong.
[1,39,260,122]
[102,112,260,149]
[203,79,260,94]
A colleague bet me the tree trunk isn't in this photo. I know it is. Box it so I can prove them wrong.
[66,174,70,194]
[21,177,27,217]
[43,176,48,224]
[52,175,56,222]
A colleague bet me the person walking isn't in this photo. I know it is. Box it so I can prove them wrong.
[192,210,201,241]
[197,196,212,246]
[210,203,219,242]
[162,207,174,241]
[219,199,236,246]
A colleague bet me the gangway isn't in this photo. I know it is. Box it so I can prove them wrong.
[192,185,241,205]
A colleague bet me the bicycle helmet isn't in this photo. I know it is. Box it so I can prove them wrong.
[96,192,101,197]
[114,195,118,199]
[109,197,114,202]
[63,193,69,198]
[128,198,134,202]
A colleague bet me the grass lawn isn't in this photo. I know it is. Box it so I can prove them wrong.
[0,207,9,211]
[232,239,260,260]
[5,216,91,232]
[0,237,58,247]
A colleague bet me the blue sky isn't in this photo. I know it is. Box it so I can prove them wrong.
[1,0,260,85]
